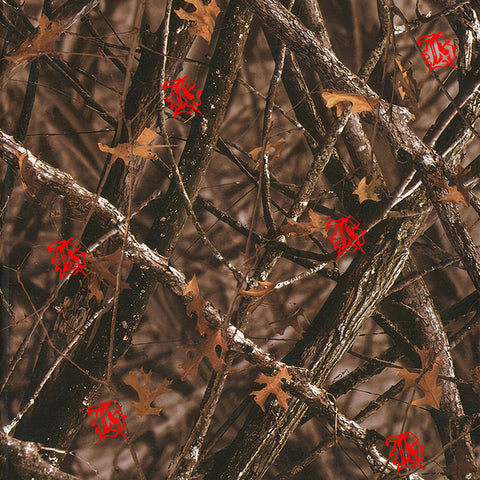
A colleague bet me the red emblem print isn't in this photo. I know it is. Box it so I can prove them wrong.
[48,238,87,281]
[326,216,366,258]
[386,432,425,474]
[418,31,457,74]
[87,400,127,444]
[163,75,202,118]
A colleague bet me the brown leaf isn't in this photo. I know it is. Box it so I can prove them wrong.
[322,90,379,116]
[439,185,469,207]
[17,152,39,196]
[174,0,221,44]
[251,365,292,412]
[397,348,443,409]
[180,329,227,380]
[239,280,276,298]
[353,172,382,203]
[124,368,171,416]
[86,274,104,304]
[270,307,307,339]
[6,14,63,64]
[183,275,209,335]
[281,209,330,237]
[249,139,286,170]
[395,58,419,117]
[86,248,133,291]
[427,172,470,207]
[98,127,169,166]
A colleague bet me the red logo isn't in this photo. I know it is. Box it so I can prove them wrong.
[48,238,87,281]
[87,400,127,444]
[326,216,366,257]
[418,32,457,74]
[386,432,425,474]
[163,75,202,118]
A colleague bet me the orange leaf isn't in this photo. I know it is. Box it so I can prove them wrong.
[395,58,419,117]
[249,139,286,170]
[174,0,221,44]
[239,280,275,298]
[251,365,292,412]
[397,348,443,409]
[353,172,382,203]
[86,248,133,291]
[124,368,171,416]
[98,127,169,166]
[183,275,209,335]
[6,14,63,64]
[281,209,330,237]
[180,329,227,380]
[17,152,39,196]
[322,90,379,116]
[439,185,469,207]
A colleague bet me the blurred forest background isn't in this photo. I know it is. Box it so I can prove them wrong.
[0,0,479,479]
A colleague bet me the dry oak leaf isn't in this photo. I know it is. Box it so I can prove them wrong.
[183,275,209,335]
[270,307,308,339]
[249,139,286,170]
[124,368,172,416]
[353,172,382,203]
[322,90,379,115]
[397,348,443,409]
[395,58,419,117]
[439,185,469,207]
[180,328,227,380]
[251,365,292,412]
[98,128,169,166]
[471,365,480,397]
[86,273,104,304]
[6,14,63,64]
[239,280,276,298]
[281,209,330,237]
[174,0,221,44]
[17,152,39,196]
[85,248,133,291]
[427,171,470,207]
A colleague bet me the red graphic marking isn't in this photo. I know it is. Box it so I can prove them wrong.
[327,216,366,258]
[386,431,425,475]
[418,32,457,74]
[87,400,127,444]
[48,238,87,281]
[163,75,202,118]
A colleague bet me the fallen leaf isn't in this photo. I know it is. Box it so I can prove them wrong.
[180,329,227,380]
[98,127,170,166]
[87,274,104,304]
[249,139,286,170]
[124,368,171,416]
[174,0,221,44]
[322,90,379,115]
[395,58,419,117]
[86,248,133,291]
[439,185,469,207]
[251,365,292,412]
[17,152,39,196]
[353,172,383,203]
[6,14,63,64]
[397,348,443,409]
[183,275,209,335]
[239,280,275,298]
[281,209,330,237]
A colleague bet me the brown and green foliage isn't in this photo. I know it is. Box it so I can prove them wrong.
[0,0,479,479]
